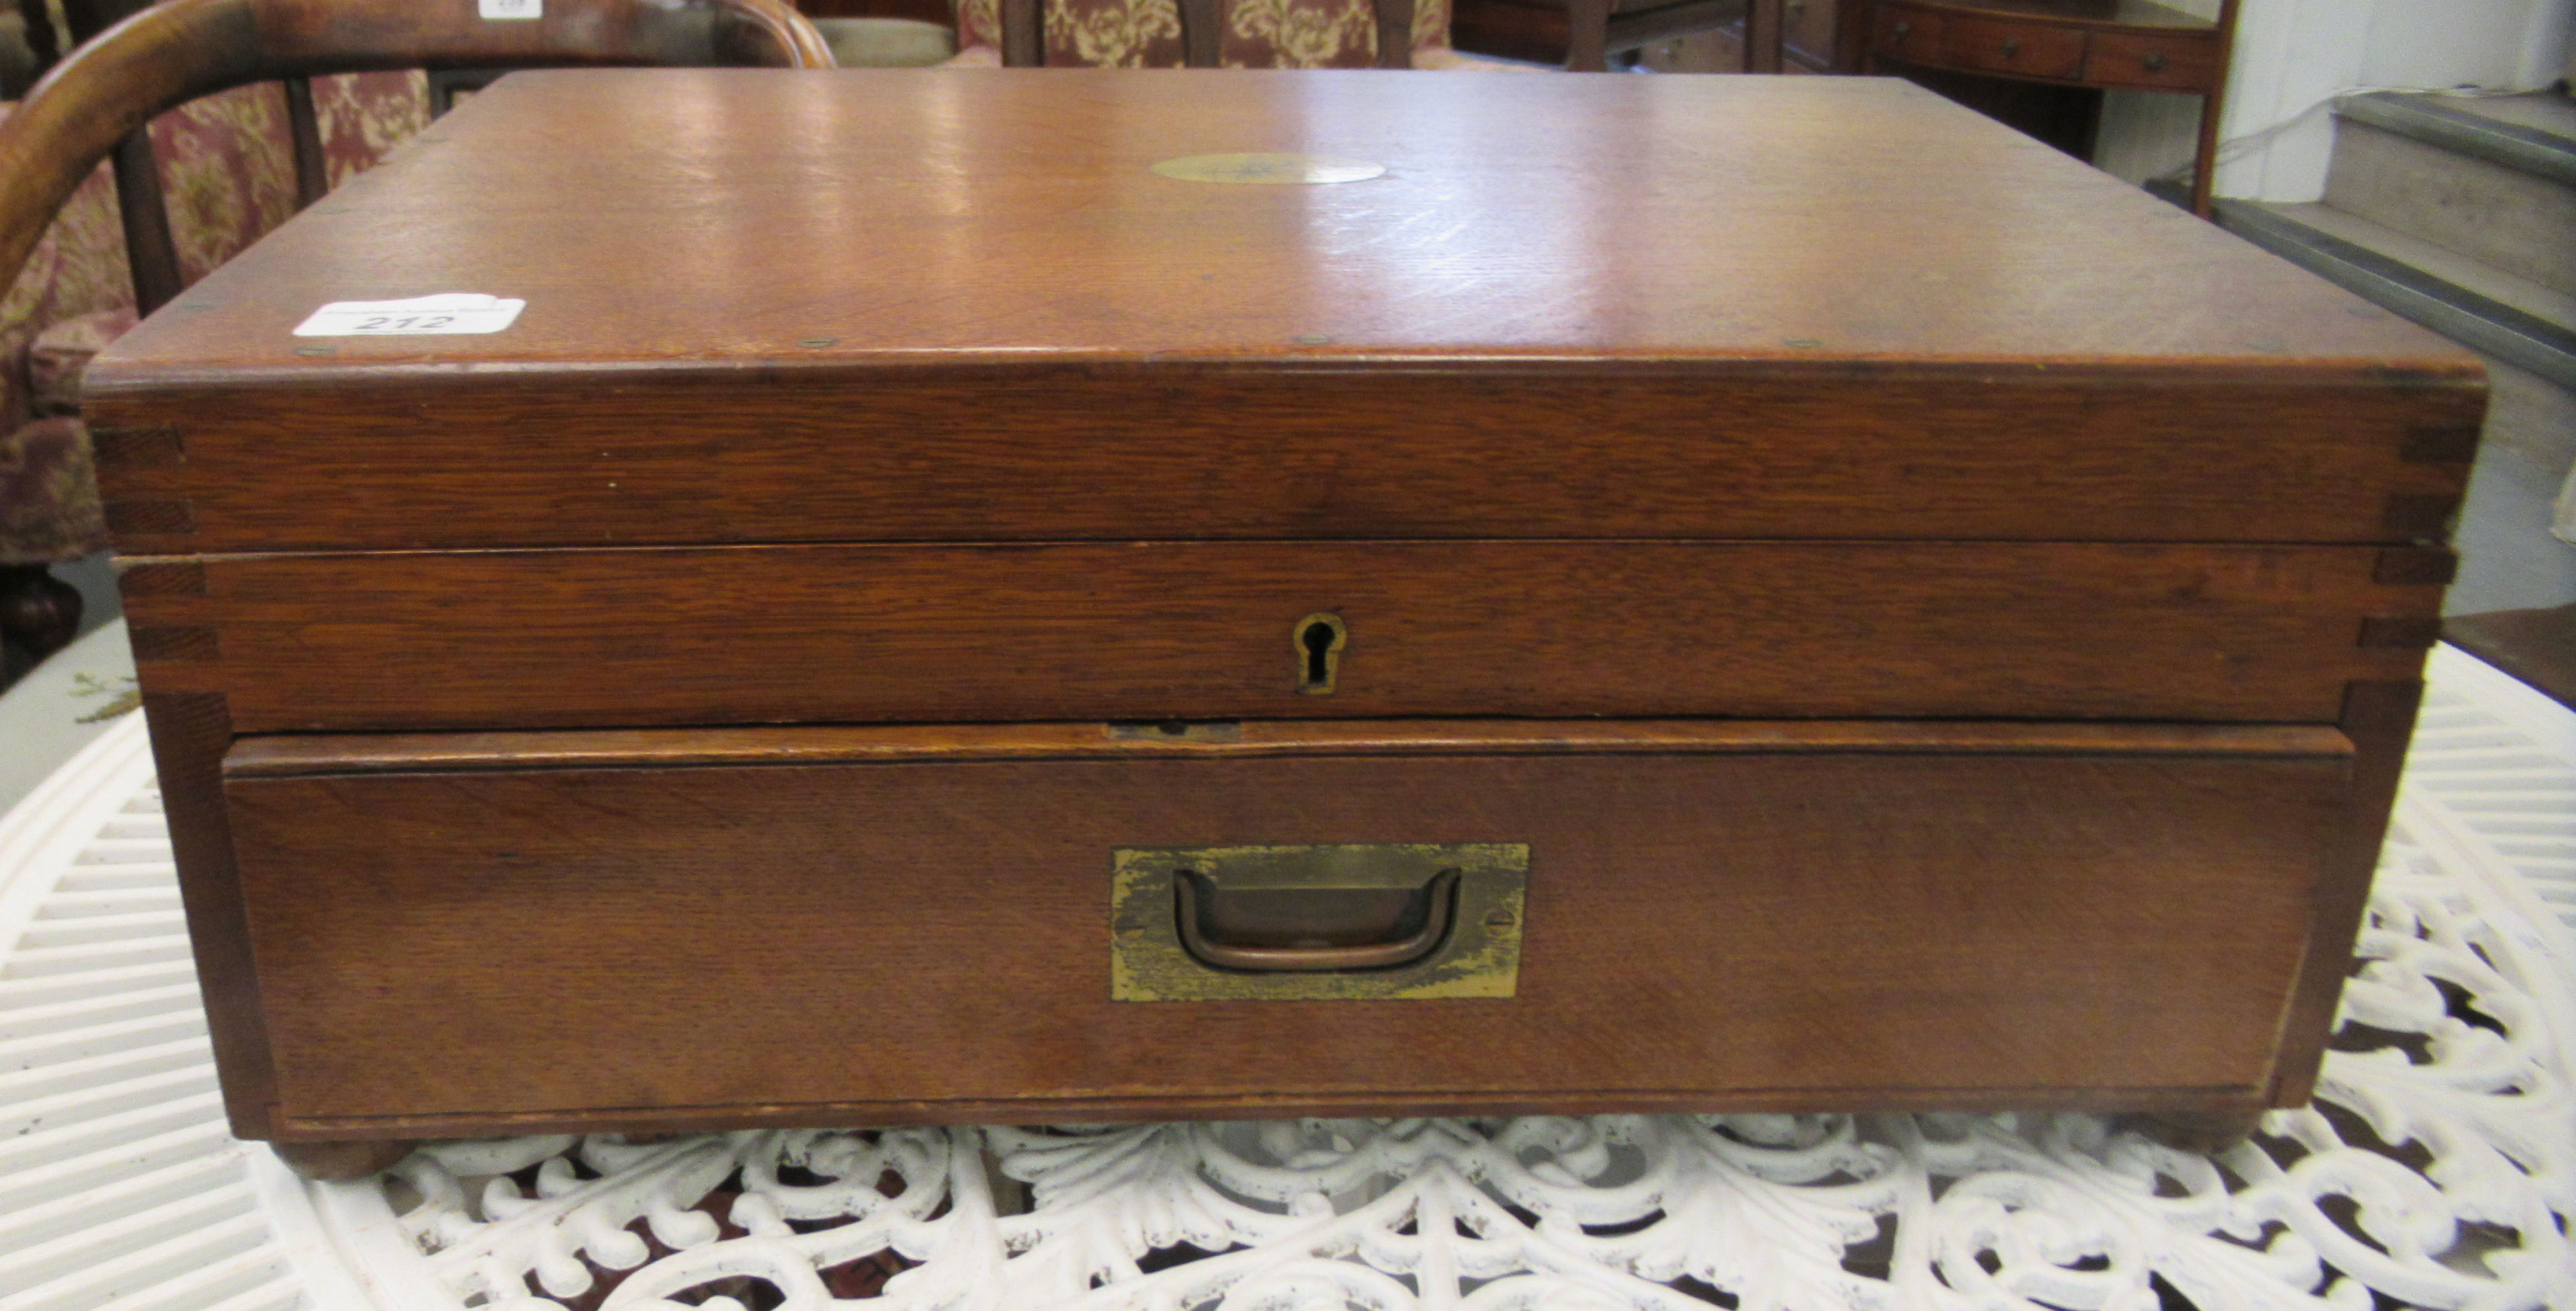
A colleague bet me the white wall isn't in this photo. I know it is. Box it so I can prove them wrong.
[2212,0,2575,202]
[2360,0,2576,86]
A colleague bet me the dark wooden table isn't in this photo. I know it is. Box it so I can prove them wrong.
[86,68,2482,1154]
[1860,0,2244,215]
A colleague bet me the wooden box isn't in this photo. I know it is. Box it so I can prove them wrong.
[84,68,2483,1147]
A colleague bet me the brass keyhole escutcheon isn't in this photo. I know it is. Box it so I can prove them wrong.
[1296,612,1346,695]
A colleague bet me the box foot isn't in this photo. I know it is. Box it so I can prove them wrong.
[272,1138,418,1180]
[2118,1107,2265,1155]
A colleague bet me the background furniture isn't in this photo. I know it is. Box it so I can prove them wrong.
[0,0,830,681]
[1860,0,2244,215]
[994,0,1418,65]
[1451,0,1785,71]
[1449,0,1864,73]
[799,0,948,24]
[953,0,1479,68]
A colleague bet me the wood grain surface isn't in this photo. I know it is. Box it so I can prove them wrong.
[124,541,2440,731]
[85,372,2479,552]
[225,717,2357,775]
[85,71,2473,398]
[224,729,2349,1132]
[2266,679,2421,1105]
[136,691,277,1138]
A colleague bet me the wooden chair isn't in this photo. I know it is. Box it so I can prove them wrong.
[994,0,1418,67]
[0,0,832,674]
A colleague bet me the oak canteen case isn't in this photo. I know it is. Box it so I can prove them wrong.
[83,67,2484,1151]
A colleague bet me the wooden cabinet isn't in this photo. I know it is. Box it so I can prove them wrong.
[1458,0,1863,73]
[1863,0,2242,214]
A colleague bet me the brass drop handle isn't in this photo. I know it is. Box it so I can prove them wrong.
[2000,37,2021,57]
[1174,868,1460,972]
[2144,52,2167,72]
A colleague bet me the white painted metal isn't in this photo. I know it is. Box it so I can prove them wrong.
[2419,644,2576,950]
[1,657,2570,1311]
[0,716,307,1311]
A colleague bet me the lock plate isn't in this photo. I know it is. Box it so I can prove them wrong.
[1110,843,1528,1001]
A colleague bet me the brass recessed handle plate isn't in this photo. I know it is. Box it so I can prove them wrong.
[1110,844,1528,1001]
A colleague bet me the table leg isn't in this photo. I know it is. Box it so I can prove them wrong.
[1745,0,1785,72]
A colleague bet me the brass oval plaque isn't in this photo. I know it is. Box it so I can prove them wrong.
[1150,153,1386,185]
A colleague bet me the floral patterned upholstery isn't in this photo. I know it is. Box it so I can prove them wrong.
[0,71,430,567]
[948,0,1520,69]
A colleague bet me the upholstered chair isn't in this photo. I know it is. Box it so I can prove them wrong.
[0,0,831,675]
[948,0,1528,70]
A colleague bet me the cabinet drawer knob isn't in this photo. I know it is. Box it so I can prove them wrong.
[1891,20,1910,38]
[2000,37,2021,57]
[2144,52,2167,72]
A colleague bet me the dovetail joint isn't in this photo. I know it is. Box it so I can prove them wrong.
[87,425,185,467]
[116,561,209,597]
[129,625,221,662]
[2379,494,2460,540]
[103,499,197,536]
[2371,547,2457,587]
[2397,422,2480,464]
[2356,617,2442,650]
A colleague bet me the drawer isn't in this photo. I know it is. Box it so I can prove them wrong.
[224,718,2351,1133]
[2084,30,2220,91]
[121,540,2445,732]
[1939,14,2086,81]
[1873,2,1943,64]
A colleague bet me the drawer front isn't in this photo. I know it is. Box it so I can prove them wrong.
[2083,30,2220,91]
[225,720,2350,1132]
[1939,15,2086,80]
[124,541,2445,732]
[1873,2,1943,62]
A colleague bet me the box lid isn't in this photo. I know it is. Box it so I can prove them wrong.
[85,68,2483,552]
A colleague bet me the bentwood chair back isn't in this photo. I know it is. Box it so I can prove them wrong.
[0,0,834,319]
[0,0,830,670]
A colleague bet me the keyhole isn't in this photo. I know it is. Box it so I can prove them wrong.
[1295,612,1346,695]
[1302,625,1334,682]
